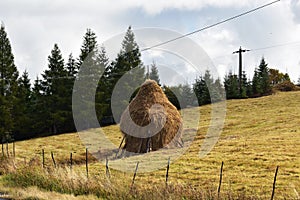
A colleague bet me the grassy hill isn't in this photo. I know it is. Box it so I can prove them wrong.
[1,91,300,199]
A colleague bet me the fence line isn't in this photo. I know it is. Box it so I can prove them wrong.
[3,143,292,199]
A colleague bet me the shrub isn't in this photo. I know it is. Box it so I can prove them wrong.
[273,81,297,92]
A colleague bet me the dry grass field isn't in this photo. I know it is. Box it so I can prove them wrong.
[0,91,300,199]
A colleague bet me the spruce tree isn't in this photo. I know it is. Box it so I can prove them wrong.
[77,28,97,69]
[148,61,160,85]
[0,23,19,142]
[194,70,223,105]
[252,57,271,96]
[252,69,261,97]
[63,53,77,132]
[105,26,145,123]
[193,71,210,105]
[96,46,110,123]
[66,53,77,76]
[74,29,108,129]
[30,77,46,134]
[241,71,250,98]
[258,57,271,95]
[107,26,144,85]
[41,44,67,134]
[224,72,239,99]
[13,71,32,139]
[163,85,180,109]
[181,83,195,108]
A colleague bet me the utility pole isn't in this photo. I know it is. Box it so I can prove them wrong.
[233,46,250,96]
[146,65,149,79]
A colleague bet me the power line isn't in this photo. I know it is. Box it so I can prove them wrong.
[1,1,282,82]
[141,0,281,52]
[211,40,300,61]
[251,41,300,51]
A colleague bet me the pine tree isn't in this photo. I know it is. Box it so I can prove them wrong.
[41,44,67,134]
[74,29,108,129]
[258,58,271,95]
[212,77,224,102]
[194,70,223,105]
[148,61,160,85]
[181,83,195,108]
[193,71,211,105]
[163,85,180,109]
[105,26,145,123]
[253,57,271,96]
[30,77,46,134]
[95,46,110,123]
[13,71,32,139]
[241,71,250,98]
[224,72,239,99]
[252,69,261,97]
[66,53,77,76]
[77,28,97,69]
[0,23,19,142]
[63,53,77,132]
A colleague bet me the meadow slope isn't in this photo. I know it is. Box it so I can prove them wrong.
[1,91,299,199]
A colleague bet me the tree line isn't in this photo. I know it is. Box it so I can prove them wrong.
[0,24,296,142]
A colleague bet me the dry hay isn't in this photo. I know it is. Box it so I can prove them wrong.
[120,79,183,154]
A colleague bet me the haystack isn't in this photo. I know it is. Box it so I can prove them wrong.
[119,80,183,154]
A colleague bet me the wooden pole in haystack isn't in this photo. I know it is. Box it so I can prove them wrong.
[131,162,139,190]
[115,136,125,158]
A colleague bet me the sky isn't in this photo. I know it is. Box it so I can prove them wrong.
[1,0,300,85]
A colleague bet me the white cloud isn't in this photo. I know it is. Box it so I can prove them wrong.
[125,0,263,15]
[0,0,299,83]
[291,0,300,23]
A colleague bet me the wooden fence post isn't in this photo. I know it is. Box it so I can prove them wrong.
[42,149,45,168]
[106,157,110,178]
[6,141,9,157]
[13,141,15,158]
[218,161,224,199]
[131,162,139,190]
[166,157,170,186]
[70,152,73,171]
[51,151,56,168]
[86,148,89,178]
[271,166,279,200]
[1,142,4,157]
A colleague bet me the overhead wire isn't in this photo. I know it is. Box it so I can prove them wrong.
[250,41,300,51]
[141,0,281,52]
[211,40,300,61]
[1,0,282,81]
